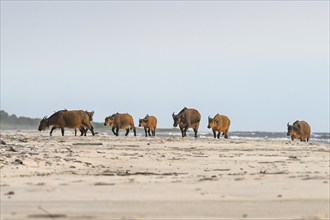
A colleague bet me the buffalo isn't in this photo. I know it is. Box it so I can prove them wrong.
[38,110,94,136]
[77,111,95,136]
[287,120,311,142]
[172,107,201,138]
[207,114,231,139]
[104,113,136,136]
[139,114,157,137]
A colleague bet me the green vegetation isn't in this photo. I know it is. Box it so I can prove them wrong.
[0,110,41,130]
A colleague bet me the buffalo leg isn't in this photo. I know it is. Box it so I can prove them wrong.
[180,127,184,137]
[217,132,220,139]
[80,128,85,136]
[144,128,148,137]
[89,125,95,136]
[213,130,216,138]
[50,127,56,136]
[125,128,130,136]
[152,129,156,136]
[133,127,136,136]
[115,127,119,136]
[148,128,151,136]
[184,127,189,137]
[61,128,64,136]
[112,127,117,136]
[193,128,198,138]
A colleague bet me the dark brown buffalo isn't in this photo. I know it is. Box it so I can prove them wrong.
[104,113,136,136]
[38,110,94,136]
[138,114,157,137]
[207,114,231,139]
[172,107,201,138]
[287,120,311,142]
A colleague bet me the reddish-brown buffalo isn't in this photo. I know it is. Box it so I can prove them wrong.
[172,107,201,138]
[38,110,94,136]
[138,115,157,137]
[287,120,311,142]
[104,113,136,136]
[207,114,231,139]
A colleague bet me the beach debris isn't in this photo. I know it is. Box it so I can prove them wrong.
[26,206,67,219]
[12,159,23,165]
[0,139,6,145]
[72,143,103,146]
[288,155,298,160]
[18,138,28,143]
[100,170,188,177]
[94,182,115,186]
[7,146,17,152]
[199,175,218,181]
[4,191,14,196]
[259,170,288,175]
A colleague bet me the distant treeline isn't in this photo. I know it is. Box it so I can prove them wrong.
[0,110,40,129]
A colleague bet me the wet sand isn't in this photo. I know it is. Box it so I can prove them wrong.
[0,130,329,219]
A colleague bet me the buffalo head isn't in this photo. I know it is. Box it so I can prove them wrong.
[287,122,292,136]
[86,111,94,121]
[207,116,218,129]
[38,117,49,131]
[139,118,148,127]
[172,112,179,127]
[104,116,114,126]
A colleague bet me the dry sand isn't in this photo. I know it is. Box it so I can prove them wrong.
[0,130,329,220]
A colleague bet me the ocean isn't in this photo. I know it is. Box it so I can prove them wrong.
[119,128,330,144]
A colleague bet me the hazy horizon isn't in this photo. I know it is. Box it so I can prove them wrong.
[1,1,329,132]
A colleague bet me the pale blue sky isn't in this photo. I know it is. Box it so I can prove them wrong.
[1,1,329,132]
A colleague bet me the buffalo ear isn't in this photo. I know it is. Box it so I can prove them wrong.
[172,112,175,118]
[287,122,290,127]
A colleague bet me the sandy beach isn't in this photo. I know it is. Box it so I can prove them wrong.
[0,130,329,220]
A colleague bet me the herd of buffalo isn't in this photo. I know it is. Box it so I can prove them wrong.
[38,107,311,142]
